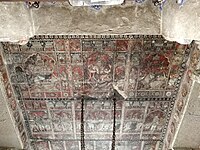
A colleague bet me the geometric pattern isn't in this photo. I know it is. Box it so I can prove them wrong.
[1,35,190,150]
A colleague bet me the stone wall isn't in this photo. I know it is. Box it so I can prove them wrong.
[1,1,200,44]
[162,0,200,43]
[0,1,161,44]
[0,43,29,149]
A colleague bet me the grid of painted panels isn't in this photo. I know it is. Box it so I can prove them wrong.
[3,38,187,100]
[31,140,160,150]
[1,36,190,150]
[23,100,170,141]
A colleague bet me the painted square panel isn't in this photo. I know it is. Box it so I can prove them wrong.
[28,111,48,120]
[82,40,103,51]
[30,92,45,98]
[54,39,66,51]
[24,100,47,110]
[69,39,81,51]
[124,109,145,121]
[50,141,65,150]
[123,121,143,133]
[102,40,116,51]
[71,53,83,64]
[96,141,111,150]
[56,52,70,64]
[30,119,52,133]
[52,120,73,132]
[85,141,94,150]
[72,65,84,82]
[41,40,55,51]
[143,141,159,150]
[65,141,79,150]
[142,101,169,133]
[50,110,72,120]
[8,97,17,111]
[58,65,71,81]
[48,100,72,110]
[124,101,147,109]
[45,92,62,98]
[116,40,129,51]
[115,141,141,150]
[32,141,50,150]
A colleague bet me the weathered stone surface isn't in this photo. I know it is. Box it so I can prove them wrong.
[32,1,161,35]
[1,1,200,44]
[0,2,34,43]
[162,0,200,42]
[174,82,200,148]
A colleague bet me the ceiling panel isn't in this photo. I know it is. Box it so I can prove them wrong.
[1,35,190,150]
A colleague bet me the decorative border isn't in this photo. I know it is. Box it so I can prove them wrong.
[20,97,172,101]
[162,42,200,150]
[0,43,30,149]
[31,35,164,40]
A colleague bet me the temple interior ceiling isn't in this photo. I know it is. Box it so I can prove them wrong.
[1,35,191,150]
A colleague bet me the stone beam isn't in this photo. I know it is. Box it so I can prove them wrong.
[1,1,200,44]
[0,48,22,148]
[0,43,29,149]
[32,1,160,35]
[0,1,161,44]
[0,77,22,149]
[173,81,200,148]
[0,2,34,44]
[162,0,200,43]
[162,42,200,149]
[173,42,200,149]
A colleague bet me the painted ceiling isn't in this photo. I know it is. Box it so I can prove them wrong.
[1,35,190,150]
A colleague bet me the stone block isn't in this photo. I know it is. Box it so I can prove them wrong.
[0,2,34,43]
[32,2,161,35]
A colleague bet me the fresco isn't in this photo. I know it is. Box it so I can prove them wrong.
[1,35,190,150]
